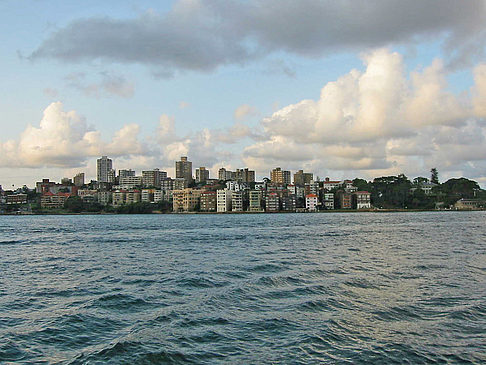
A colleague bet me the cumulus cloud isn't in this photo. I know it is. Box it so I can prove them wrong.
[65,71,134,98]
[0,102,148,168]
[30,0,486,74]
[243,49,486,182]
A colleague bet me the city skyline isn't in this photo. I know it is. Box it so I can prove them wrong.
[1,1,485,188]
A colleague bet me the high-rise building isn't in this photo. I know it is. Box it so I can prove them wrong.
[218,167,236,181]
[175,157,193,182]
[195,167,210,183]
[142,169,167,187]
[97,156,115,183]
[235,168,255,183]
[270,167,291,185]
[293,170,313,186]
[118,169,135,179]
[73,173,85,187]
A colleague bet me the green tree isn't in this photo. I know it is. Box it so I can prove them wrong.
[430,168,439,184]
[64,196,84,213]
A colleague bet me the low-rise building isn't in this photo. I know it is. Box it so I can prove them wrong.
[454,198,482,210]
[354,191,371,209]
[172,189,201,212]
[281,194,296,212]
[40,192,71,208]
[305,193,318,211]
[323,193,334,210]
[5,194,28,205]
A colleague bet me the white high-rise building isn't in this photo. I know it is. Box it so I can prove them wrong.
[97,156,114,183]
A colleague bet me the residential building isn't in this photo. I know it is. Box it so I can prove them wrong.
[98,191,111,205]
[118,169,135,179]
[175,156,193,182]
[73,173,85,187]
[338,191,353,209]
[217,189,232,212]
[174,178,188,190]
[61,178,72,185]
[142,189,156,202]
[235,168,255,183]
[5,194,28,205]
[322,178,342,191]
[78,189,98,202]
[281,194,296,212]
[249,190,263,212]
[154,190,172,203]
[226,180,243,191]
[200,191,217,212]
[195,167,210,183]
[40,192,71,208]
[160,178,174,191]
[231,191,243,211]
[118,176,143,189]
[323,193,335,210]
[172,188,201,212]
[353,191,371,209]
[454,199,481,210]
[126,190,141,204]
[305,181,320,196]
[306,194,318,211]
[97,156,115,183]
[270,167,291,185]
[142,169,167,188]
[112,190,126,206]
[218,167,235,181]
[266,192,280,212]
[294,170,313,186]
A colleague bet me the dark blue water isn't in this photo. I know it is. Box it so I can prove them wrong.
[0,212,485,364]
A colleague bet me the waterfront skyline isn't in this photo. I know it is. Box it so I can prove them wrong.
[1,1,486,188]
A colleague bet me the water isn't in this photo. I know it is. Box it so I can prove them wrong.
[0,212,485,364]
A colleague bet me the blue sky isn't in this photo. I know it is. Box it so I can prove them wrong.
[1,0,485,188]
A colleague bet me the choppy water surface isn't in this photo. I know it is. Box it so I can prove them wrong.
[0,212,485,364]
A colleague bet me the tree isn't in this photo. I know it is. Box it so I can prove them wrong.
[64,196,84,213]
[431,168,439,184]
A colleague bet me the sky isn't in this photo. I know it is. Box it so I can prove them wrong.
[1,0,485,188]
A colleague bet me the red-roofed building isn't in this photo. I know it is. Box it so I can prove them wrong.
[305,193,318,212]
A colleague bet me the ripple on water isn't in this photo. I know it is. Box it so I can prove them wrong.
[0,212,485,364]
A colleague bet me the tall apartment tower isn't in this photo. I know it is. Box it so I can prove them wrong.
[294,170,313,186]
[175,156,193,182]
[270,167,291,185]
[195,167,210,183]
[97,156,115,183]
[73,173,85,187]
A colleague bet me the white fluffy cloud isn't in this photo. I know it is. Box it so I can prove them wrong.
[0,102,147,168]
[244,49,486,182]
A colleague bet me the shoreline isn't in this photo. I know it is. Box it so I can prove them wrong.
[1,208,484,216]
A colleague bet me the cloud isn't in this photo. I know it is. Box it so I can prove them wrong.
[43,88,58,97]
[0,102,148,168]
[30,0,486,73]
[65,71,134,98]
[234,104,257,120]
[243,48,486,182]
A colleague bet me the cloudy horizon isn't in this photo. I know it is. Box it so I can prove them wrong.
[1,0,485,188]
